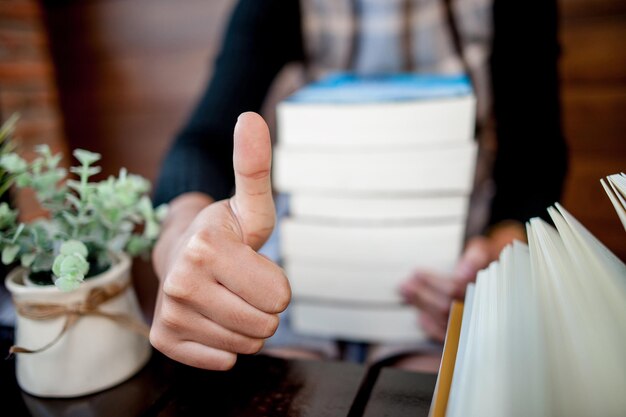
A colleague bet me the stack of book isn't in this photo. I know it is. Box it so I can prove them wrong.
[273,73,477,342]
[429,175,626,417]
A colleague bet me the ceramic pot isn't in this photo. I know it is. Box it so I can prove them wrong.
[5,252,151,397]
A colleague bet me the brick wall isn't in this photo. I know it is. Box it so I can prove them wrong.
[0,0,68,219]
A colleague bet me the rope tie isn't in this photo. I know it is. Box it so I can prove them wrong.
[10,281,149,355]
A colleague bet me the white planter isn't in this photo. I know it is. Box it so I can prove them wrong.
[5,252,152,398]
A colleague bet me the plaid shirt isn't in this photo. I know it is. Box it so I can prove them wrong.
[301,0,493,124]
[300,0,495,235]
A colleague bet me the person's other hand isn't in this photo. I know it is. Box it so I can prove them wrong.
[149,112,291,370]
[399,223,525,341]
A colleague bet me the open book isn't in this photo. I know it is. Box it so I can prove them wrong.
[430,179,626,417]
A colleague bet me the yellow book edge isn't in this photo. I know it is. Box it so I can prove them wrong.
[428,301,464,417]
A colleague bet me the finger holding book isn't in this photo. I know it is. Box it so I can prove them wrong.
[399,236,495,341]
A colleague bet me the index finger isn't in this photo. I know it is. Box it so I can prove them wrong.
[212,238,291,315]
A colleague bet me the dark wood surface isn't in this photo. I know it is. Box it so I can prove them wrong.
[1,347,437,417]
[362,368,437,417]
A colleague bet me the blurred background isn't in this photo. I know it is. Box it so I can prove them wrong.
[0,0,624,313]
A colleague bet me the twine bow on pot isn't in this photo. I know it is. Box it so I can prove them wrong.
[10,281,150,355]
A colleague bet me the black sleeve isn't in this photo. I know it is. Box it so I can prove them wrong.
[487,0,568,227]
[154,0,304,205]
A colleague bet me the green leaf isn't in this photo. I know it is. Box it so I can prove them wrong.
[21,252,36,267]
[32,252,54,273]
[137,196,152,216]
[52,251,89,288]
[59,240,88,257]
[119,221,134,232]
[2,244,19,264]
[73,149,101,166]
[0,202,18,229]
[54,277,80,292]
[0,154,27,172]
[66,179,82,192]
[15,172,31,187]
[125,235,151,256]
[0,113,19,141]
[155,204,169,222]
[11,223,24,243]
[47,153,63,169]
[70,166,102,177]
[62,211,78,226]
[66,194,82,209]
[144,220,159,240]
[34,144,51,156]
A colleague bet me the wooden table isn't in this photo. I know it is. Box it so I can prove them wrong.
[2,348,437,417]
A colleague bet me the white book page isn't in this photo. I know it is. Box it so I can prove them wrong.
[289,194,468,222]
[290,302,425,343]
[456,264,498,416]
[601,178,626,230]
[554,203,626,290]
[609,172,626,195]
[507,241,547,417]
[531,214,626,416]
[549,206,626,323]
[446,283,475,417]
[446,271,488,417]
[447,203,626,417]
[607,175,626,207]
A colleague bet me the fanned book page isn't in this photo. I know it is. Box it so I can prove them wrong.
[601,172,626,230]
[440,203,626,417]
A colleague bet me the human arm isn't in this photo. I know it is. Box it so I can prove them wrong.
[150,0,304,370]
[154,0,304,205]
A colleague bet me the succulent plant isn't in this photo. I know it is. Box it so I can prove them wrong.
[0,134,167,291]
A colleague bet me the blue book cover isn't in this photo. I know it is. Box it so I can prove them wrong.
[285,72,472,104]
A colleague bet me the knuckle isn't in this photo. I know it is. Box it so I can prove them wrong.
[260,314,280,338]
[149,326,170,354]
[411,291,427,309]
[239,338,264,355]
[450,281,466,298]
[412,276,427,290]
[227,307,251,332]
[214,354,238,371]
[162,274,192,301]
[268,276,291,313]
[442,283,456,298]
[185,232,218,266]
[437,303,451,317]
[158,301,184,331]
[220,337,239,354]
[182,245,204,269]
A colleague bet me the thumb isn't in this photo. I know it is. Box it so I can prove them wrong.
[231,112,275,250]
